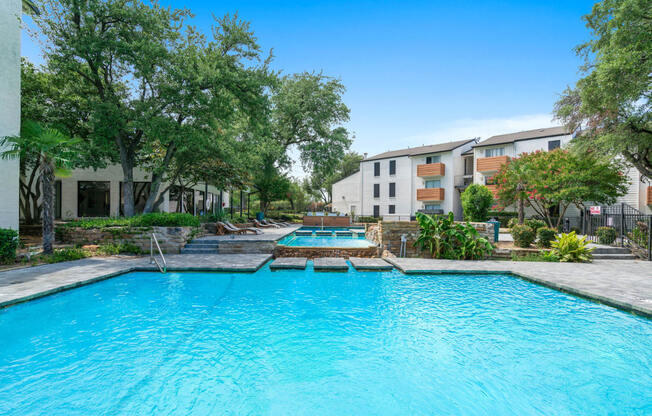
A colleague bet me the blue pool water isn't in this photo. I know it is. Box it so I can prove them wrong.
[1,266,651,415]
[279,226,374,247]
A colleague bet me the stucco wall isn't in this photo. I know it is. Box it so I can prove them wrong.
[331,170,361,215]
[0,0,21,230]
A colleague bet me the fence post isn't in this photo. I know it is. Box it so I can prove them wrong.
[648,215,651,261]
[620,203,625,247]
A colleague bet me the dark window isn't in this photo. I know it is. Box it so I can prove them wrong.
[389,160,396,175]
[373,183,380,198]
[548,140,561,151]
[426,156,431,164]
[169,185,195,213]
[389,205,395,214]
[389,182,396,197]
[78,181,110,217]
[55,180,62,219]
[120,182,151,216]
[196,190,205,215]
[373,205,380,218]
[374,162,380,176]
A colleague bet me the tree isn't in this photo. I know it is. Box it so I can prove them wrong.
[493,149,629,228]
[34,2,271,216]
[554,0,652,177]
[460,184,494,222]
[1,122,79,254]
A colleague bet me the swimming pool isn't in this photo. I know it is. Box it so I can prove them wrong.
[1,265,650,414]
[278,226,374,247]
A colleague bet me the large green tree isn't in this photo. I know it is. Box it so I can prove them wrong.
[554,0,652,177]
[34,1,270,216]
[493,149,629,228]
[306,151,363,204]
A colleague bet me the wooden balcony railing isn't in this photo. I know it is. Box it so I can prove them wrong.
[417,162,445,177]
[416,188,445,201]
[647,186,652,205]
[486,184,499,199]
[476,155,510,172]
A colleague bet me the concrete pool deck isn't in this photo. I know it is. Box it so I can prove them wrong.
[0,255,650,317]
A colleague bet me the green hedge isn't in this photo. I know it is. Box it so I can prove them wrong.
[511,224,536,248]
[596,226,617,245]
[61,213,201,229]
[537,227,557,248]
[0,228,19,263]
[357,216,382,223]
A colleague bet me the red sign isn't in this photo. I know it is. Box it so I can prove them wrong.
[589,206,601,215]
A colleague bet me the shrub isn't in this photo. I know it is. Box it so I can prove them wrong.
[97,242,142,255]
[525,218,546,234]
[357,216,382,223]
[596,226,617,245]
[507,217,520,229]
[460,184,494,222]
[41,248,91,264]
[414,212,494,260]
[510,224,535,248]
[550,232,593,262]
[131,213,200,227]
[0,228,19,264]
[537,227,557,248]
[510,252,558,262]
[487,211,518,228]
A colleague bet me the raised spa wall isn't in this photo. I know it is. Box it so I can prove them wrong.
[273,245,379,259]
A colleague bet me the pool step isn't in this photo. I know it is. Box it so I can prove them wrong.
[315,231,333,236]
[180,239,220,254]
[313,257,349,271]
[270,257,308,270]
[294,231,313,236]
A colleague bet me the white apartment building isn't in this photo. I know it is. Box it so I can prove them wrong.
[333,126,652,220]
[0,0,21,230]
[22,165,230,220]
[332,139,476,220]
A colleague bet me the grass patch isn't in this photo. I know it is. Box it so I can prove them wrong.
[510,252,559,262]
[97,242,143,255]
[40,248,92,264]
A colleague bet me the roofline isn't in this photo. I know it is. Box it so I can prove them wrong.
[363,138,477,162]
[472,132,570,148]
[331,170,360,185]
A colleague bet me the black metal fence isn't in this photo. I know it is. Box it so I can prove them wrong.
[581,203,651,260]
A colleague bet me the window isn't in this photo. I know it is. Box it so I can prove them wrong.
[388,205,395,214]
[425,155,441,164]
[374,162,380,176]
[78,181,110,217]
[169,185,195,213]
[196,190,205,215]
[389,160,396,175]
[484,147,505,157]
[425,180,441,188]
[373,205,380,218]
[373,183,380,198]
[424,204,441,211]
[55,180,62,219]
[120,182,151,216]
[389,182,396,197]
[548,140,561,151]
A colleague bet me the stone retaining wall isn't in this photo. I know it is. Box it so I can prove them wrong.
[56,226,199,254]
[218,241,277,254]
[274,245,378,259]
[378,220,495,258]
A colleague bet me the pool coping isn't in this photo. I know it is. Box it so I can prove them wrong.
[383,258,652,319]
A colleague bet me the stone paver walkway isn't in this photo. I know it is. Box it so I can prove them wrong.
[269,257,308,270]
[0,254,271,308]
[349,257,393,271]
[313,257,349,271]
[385,258,652,317]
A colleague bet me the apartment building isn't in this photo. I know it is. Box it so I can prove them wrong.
[22,165,230,221]
[333,126,652,220]
[332,139,476,220]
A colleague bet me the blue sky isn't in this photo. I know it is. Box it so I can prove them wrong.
[22,0,596,176]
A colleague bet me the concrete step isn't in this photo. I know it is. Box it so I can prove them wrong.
[591,246,631,255]
[593,253,637,260]
[184,243,219,249]
[180,247,218,254]
[187,240,220,246]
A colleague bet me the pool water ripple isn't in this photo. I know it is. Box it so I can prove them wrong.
[0,266,650,415]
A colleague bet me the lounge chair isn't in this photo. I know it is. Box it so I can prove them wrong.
[265,219,289,227]
[225,221,263,235]
[253,219,280,228]
[218,221,261,235]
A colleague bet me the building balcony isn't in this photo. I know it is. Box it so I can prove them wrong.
[647,186,652,205]
[416,188,445,201]
[476,155,510,173]
[416,162,445,177]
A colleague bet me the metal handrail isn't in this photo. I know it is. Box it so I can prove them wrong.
[150,233,167,273]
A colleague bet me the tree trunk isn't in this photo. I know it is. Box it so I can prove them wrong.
[117,135,136,217]
[142,143,176,214]
[41,161,55,255]
[516,183,525,224]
